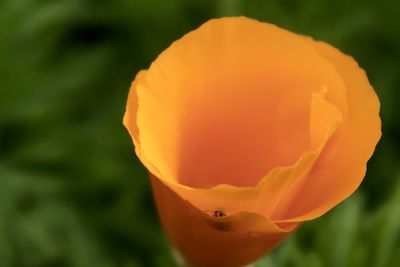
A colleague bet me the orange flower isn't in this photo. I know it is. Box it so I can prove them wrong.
[123,17,381,267]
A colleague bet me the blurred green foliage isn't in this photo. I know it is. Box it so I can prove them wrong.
[0,0,399,266]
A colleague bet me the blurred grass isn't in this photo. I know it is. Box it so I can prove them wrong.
[0,0,399,266]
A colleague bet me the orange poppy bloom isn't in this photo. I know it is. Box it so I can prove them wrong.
[123,17,381,267]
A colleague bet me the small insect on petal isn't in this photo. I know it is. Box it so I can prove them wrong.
[205,209,227,217]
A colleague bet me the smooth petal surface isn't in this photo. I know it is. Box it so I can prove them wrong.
[150,175,297,267]
[124,74,342,220]
[272,41,381,221]
[154,89,342,218]
[123,17,345,218]
[134,17,348,188]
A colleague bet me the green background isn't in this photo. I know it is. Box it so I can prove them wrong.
[1,0,399,266]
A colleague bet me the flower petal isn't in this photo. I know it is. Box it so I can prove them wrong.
[133,17,348,188]
[150,174,297,267]
[123,17,347,221]
[162,88,340,215]
[272,41,381,222]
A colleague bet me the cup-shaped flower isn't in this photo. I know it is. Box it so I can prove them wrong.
[123,17,381,267]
